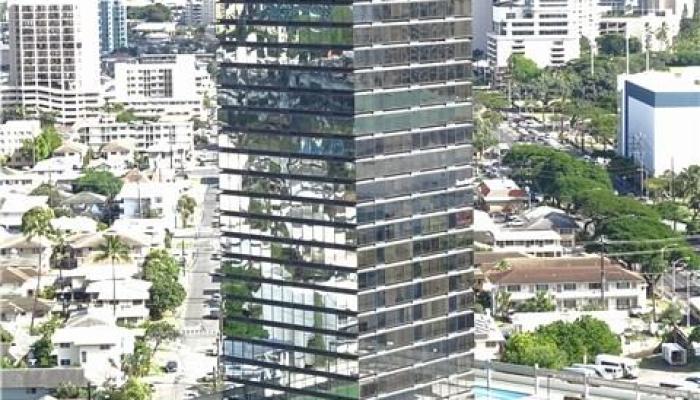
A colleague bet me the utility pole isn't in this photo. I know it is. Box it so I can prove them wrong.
[626,28,631,75]
[600,235,607,308]
[590,38,595,77]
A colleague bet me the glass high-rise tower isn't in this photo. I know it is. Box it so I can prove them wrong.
[217,0,475,397]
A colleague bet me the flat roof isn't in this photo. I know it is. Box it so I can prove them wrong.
[624,67,700,93]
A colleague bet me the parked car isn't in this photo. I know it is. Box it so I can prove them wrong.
[211,292,222,302]
[165,360,178,373]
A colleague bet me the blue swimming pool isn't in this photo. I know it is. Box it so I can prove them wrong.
[473,386,529,400]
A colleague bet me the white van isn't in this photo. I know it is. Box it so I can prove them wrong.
[571,364,615,380]
[562,367,596,383]
[595,354,639,379]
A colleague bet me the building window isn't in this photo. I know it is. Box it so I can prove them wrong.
[616,298,633,309]
[81,351,87,363]
[59,343,70,348]
[589,282,602,290]
[506,285,521,292]
[99,344,111,350]
[616,281,631,289]
[60,359,71,366]
[535,284,548,291]
[563,283,576,291]
[563,299,577,309]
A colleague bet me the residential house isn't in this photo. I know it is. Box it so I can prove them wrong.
[487,257,647,311]
[477,178,529,214]
[0,296,53,328]
[0,234,53,269]
[0,368,88,400]
[52,310,135,385]
[84,279,152,324]
[116,181,182,229]
[0,193,48,232]
[60,192,107,218]
[50,216,98,235]
[0,167,40,194]
[52,142,88,167]
[111,218,167,248]
[31,158,81,186]
[491,229,563,258]
[474,210,563,257]
[474,313,505,361]
[520,206,581,248]
[58,263,139,305]
[99,140,133,171]
[0,266,40,297]
[66,230,149,268]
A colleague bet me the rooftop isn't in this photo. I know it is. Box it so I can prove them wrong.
[0,193,47,214]
[487,257,645,285]
[0,266,37,285]
[624,67,700,93]
[0,368,87,389]
[85,278,151,300]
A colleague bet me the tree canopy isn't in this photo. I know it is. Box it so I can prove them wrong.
[142,250,186,319]
[127,4,171,22]
[510,54,540,83]
[596,34,642,56]
[20,125,62,163]
[516,291,556,313]
[74,169,123,198]
[503,316,621,368]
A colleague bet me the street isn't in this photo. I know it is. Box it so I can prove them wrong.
[146,185,221,400]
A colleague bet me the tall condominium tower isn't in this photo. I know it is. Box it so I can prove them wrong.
[217,0,475,398]
[4,0,100,124]
[99,0,128,54]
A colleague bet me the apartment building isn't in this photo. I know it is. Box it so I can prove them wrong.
[98,0,128,55]
[4,0,101,125]
[108,54,212,121]
[488,0,581,73]
[0,119,40,158]
[487,257,646,311]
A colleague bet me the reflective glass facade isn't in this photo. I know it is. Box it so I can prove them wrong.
[217,0,474,397]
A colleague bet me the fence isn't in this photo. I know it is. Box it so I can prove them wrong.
[473,360,700,400]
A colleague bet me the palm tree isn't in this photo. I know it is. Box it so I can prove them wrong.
[176,195,197,228]
[94,235,131,317]
[21,207,55,331]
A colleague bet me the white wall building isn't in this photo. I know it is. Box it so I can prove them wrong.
[487,0,581,73]
[3,0,101,125]
[84,279,152,324]
[116,181,183,229]
[108,54,212,121]
[618,68,700,176]
[75,116,193,169]
[52,310,135,385]
[0,120,40,158]
[0,193,48,232]
[488,257,647,311]
[0,167,40,194]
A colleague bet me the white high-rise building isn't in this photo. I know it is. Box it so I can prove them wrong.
[487,0,581,72]
[3,0,101,125]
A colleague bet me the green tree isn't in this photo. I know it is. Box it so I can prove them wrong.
[22,206,56,331]
[473,114,498,159]
[127,4,172,22]
[143,321,180,353]
[475,90,510,110]
[54,383,88,399]
[176,194,197,228]
[74,169,123,197]
[588,112,617,151]
[659,303,683,326]
[597,34,642,56]
[20,125,62,163]
[122,340,153,378]
[516,291,556,312]
[510,54,540,83]
[99,378,152,400]
[689,326,700,343]
[116,109,137,123]
[30,184,63,208]
[537,316,622,364]
[142,250,186,319]
[502,332,568,369]
[94,235,131,317]
[32,335,55,367]
[0,326,13,343]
